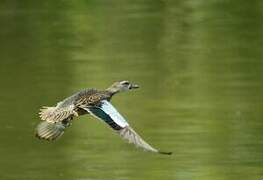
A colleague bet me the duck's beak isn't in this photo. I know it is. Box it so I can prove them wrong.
[130,83,140,89]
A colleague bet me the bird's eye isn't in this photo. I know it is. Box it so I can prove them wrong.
[122,81,130,85]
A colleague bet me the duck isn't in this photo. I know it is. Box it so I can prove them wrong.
[36,80,172,155]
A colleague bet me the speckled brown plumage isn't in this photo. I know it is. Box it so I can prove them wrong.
[35,81,172,155]
[39,89,112,123]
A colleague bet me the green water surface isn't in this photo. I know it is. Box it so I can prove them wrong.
[0,1,262,179]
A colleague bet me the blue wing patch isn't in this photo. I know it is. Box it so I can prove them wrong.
[88,107,123,130]
[83,100,129,130]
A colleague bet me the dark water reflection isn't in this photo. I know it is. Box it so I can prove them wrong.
[0,1,262,179]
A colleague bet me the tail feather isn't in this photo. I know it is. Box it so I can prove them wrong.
[39,106,56,121]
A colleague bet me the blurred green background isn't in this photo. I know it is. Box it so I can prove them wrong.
[0,0,262,179]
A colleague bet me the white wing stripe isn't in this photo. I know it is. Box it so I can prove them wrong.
[100,100,129,127]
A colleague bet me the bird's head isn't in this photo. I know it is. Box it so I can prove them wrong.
[107,80,139,94]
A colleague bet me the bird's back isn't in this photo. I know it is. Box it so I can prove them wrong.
[57,88,100,108]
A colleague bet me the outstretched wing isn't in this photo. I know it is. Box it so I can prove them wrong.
[35,118,72,141]
[83,100,171,155]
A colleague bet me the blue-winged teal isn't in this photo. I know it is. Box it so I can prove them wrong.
[36,81,171,155]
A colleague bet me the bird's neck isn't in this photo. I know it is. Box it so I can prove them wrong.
[105,86,120,96]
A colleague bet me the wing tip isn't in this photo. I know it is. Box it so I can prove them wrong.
[158,151,173,155]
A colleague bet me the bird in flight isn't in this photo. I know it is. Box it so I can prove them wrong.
[36,80,171,155]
